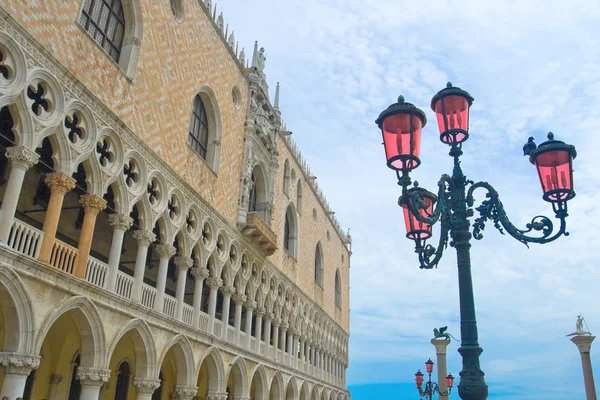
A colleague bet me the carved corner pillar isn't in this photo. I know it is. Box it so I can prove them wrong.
[175,385,198,400]
[75,194,107,278]
[133,377,161,400]
[0,352,41,400]
[38,172,76,262]
[76,367,111,400]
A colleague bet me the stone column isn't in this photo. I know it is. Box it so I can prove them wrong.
[133,377,161,400]
[431,339,450,400]
[206,277,223,334]
[220,286,235,339]
[206,392,228,400]
[74,194,107,278]
[48,373,63,400]
[280,323,288,353]
[0,146,39,244]
[287,330,294,359]
[174,256,193,320]
[174,385,198,400]
[191,267,210,328]
[263,312,272,347]
[232,293,246,344]
[272,319,280,352]
[244,301,255,348]
[38,172,76,262]
[154,243,176,313]
[233,397,250,400]
[254,308,265,349]
[299,336,306,363]
[131,230,156,303]
[105,214,133,291]
[0,352,40,399]
[76,367,111,400]
[572,335,598,400]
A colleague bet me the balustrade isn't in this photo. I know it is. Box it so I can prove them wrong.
[85,257,108,288]
[182,304,194,325]
[141,284,157,309]
[49,240,78,274]
[163,295,177,318]
[115,271,134,299]
[6,219,43,258]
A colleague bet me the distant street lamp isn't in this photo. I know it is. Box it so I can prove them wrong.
[375,83,578,400]
[415,358,454,400]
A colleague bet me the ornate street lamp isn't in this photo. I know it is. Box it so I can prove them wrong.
[375,82,577,400]
[414,359,454,400]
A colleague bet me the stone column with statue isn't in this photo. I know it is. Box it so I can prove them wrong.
[432,326,458,400]
[567,315,597,400]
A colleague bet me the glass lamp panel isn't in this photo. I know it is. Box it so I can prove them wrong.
[446,374,455,388]
[382,114,422,170]
[425,360,434,373]
[434,95,469,144]
[535,149,573,201]
[402,196,433,240]
[415,371,424,388]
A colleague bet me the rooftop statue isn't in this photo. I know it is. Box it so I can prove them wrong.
[566,314,592,336]
[433,326,459,342]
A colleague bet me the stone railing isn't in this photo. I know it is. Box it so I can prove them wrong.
[85,257,108,288]
[182,303,194,326]
[163,294,177,318]
[49,240,78,274]
[141,284,157,309]
[6,219,43,258]
[115,271,135,299]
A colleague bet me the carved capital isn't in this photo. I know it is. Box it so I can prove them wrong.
[154,243,176,259]
[232,293,247,305]
[190,267,210,280]
[0,352,41,375]
[49,373,63,385]
[133,377,161,394]
[281,322,289,330]
[244,300,257,310]
[80,194,107,216]
[76,367,111,386]
[174,256,193,271]
[206,392,228,400]
[206,276,223,289]
[44,172,76,195]
[220,285,236,297]
[108,213,133,231]
[255,307,266,317]
[174,385,198,399]
[233,397,251,400]
[6,146,39,170]
[133,229,156,246]
[272,318,281,328]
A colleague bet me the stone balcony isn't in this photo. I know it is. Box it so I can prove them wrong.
[241,212,277,256]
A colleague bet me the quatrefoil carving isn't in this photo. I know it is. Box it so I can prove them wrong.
[27,83,51,116]
[0,50,12,80]
[64,112,86,143]
[168,195,180,220]
[186,211,196,234]
[147,178,161,206]
[96,138,114,167]
[123,160,139,188]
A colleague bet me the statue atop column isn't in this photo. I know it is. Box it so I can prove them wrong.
[567,314,592,336]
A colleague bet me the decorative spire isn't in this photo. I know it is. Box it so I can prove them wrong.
[217,13,224,33]
[212,3,217,20]
[251,41,259,68]
[239,48,245,64]
[228,31,235,48]
[274,82,280,109]
[205,0,212,12]
[225,23,229,39]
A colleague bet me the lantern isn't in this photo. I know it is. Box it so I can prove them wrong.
[415,370,424,389]
[399,186,437,241]
[376,96,427,171]
[425,359,434,373]
[431,82,474,146]
[527,132,577,204]
[446,373,455,389]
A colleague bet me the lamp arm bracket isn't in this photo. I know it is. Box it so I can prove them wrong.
[466,181,568,246]
[417,191,451,269]
[404,174,453,226]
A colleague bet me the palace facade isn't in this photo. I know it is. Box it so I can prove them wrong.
[0,1,350,400]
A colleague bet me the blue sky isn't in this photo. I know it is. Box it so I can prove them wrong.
[216,1,600,399]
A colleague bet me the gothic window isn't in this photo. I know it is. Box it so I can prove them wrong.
[296,180,302,213]
[249,172,257,212]
[315,242,323,287]
[284,205,297,256]
[283,159,290,192]
[78,0,126,62]
[188,94,209,160]
[335,269,342,308]
[114,361,131,400]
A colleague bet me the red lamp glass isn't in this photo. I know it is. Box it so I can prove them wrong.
[399,186,437,241]
[446,373,455,389]
[425,359,434,373]
[430,82,474,146]
[415,370,424,389]
[376,96,427,171]
[527,132,577,204]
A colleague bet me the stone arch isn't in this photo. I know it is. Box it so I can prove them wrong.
[284,203,298,257]
[35,295,106,368]
[283,159,290,192]
[190,86,223,172]
[196,346,225,393]
[314,242,324,286]
[119,0,144,79]
[269,371,284,400]
[285,375,299,400]
[249,162,269,221]
[249,364,268,400]
[299,380,310,400]
[225,356,249,398]
[106,318,157,379]
[157,334,195,385]
[0,263,35,353]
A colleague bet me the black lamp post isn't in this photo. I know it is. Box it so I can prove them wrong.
[375,83,577,400]
[415,359,455,400]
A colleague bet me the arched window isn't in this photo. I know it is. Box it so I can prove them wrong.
[296,180,302,213]
[248,165,268,222]
[335,269,342,308]
[78,0,126,62]
[284,205,297,256]
[315,242,323,286]
[249,171,257,212]
[114,361,131,400]
[188,94,209,159]
[283,159,290,192]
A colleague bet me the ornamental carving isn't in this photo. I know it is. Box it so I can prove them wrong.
[174,385,198,399]
[154,243,176,259]
[133,229,156,246]
[76,367,111,386]
[133,377,161,394]
[79,194,107,215]
[232,293,247,304]
[108,213,133,231]
[44,172,76,194]
[190,267,210,280]
[174,256,194,270]
[220,285,236,296]
[206,392,228,400]
[0,352,41,375]
[206,276,223,289]
[6,146,39,169]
